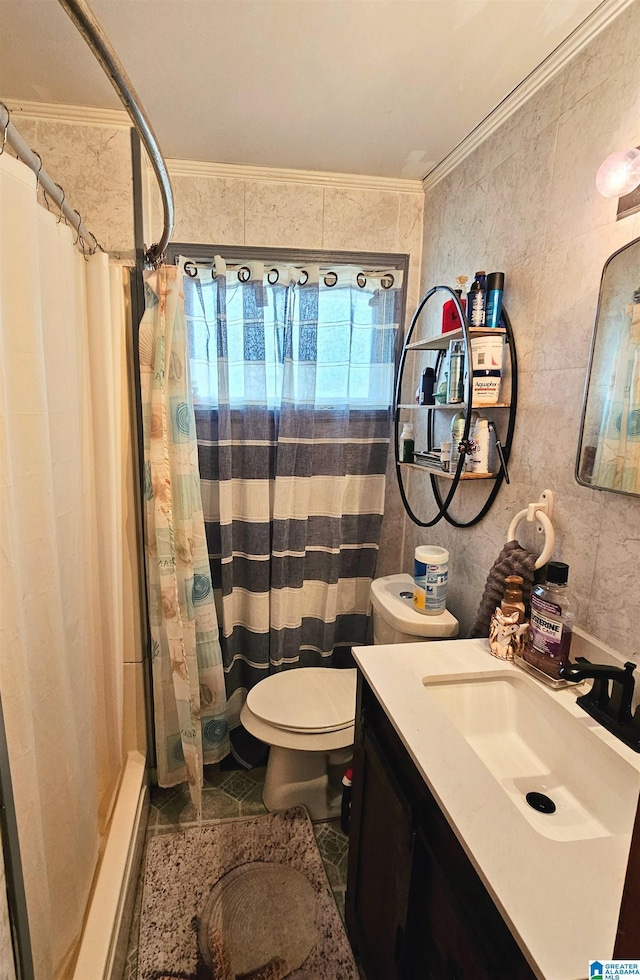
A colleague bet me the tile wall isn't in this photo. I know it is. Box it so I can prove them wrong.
[3,110,135,260]
[383,0,640,656]
[9,2,639,661]
[148,164,424,321]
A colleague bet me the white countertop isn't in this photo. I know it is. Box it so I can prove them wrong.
[353,637,640,980]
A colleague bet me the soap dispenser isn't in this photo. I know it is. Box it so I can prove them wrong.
[489,575,529,660]
[501,576,525,623]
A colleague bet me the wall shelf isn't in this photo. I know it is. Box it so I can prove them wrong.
[397,402,511,411]
[394,284,517,528]
[405,326,506,352]
[399,462,497,480]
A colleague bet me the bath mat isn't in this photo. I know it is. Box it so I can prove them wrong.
[137,806,358,980]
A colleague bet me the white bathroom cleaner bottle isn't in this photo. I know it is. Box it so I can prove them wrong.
[469,417,495,473]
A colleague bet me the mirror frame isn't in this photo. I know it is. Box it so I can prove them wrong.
[575,233,640,498]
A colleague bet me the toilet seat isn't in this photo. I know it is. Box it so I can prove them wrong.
[245,667,357,734]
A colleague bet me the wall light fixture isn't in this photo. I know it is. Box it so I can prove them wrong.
[596,147,640,198]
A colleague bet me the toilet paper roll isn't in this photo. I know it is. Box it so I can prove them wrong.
[413,546,448,615]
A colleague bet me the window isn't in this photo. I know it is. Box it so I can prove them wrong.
[169,246,408,413]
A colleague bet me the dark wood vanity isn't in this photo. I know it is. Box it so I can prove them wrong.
[345,674,536,980]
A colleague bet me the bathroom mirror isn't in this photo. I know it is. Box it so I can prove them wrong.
[576,235,640,497]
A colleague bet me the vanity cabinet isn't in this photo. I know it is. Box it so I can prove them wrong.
[346,675,535,980]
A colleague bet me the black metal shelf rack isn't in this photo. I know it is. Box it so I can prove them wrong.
[394,285,518,527]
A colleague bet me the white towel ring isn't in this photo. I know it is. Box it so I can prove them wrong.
[507,508,555,569]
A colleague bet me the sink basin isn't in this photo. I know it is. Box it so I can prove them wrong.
[422,671,636,841]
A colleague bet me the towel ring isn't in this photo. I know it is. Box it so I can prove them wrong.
[507,508,555,569]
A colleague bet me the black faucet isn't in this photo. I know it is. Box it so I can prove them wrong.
[558,657,640,752]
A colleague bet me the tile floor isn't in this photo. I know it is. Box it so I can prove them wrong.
[123,765,350,980]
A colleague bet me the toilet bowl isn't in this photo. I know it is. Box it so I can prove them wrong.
[240,573,459,820]
[241,667,357,820]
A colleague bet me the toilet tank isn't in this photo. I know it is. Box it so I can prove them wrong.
[370,573,459,644]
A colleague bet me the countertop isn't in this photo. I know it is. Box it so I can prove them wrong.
[353,637,640,980]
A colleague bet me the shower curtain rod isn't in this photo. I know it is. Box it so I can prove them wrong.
[1,102,99,253]
[58,0,174,268]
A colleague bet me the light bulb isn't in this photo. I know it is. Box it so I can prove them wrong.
[596,147,640,198]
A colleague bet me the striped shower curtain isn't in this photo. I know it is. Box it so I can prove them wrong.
[182,258,402,746]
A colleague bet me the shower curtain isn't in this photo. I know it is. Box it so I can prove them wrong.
[139,266,229,807]
[0,152,125,977]
[182,258,401,750]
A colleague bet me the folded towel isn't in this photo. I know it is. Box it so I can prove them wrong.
[469,540,538,638]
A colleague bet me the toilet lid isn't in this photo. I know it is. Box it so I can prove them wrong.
[246,667,357,733]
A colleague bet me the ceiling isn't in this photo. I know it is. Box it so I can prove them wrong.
[1,0,608,180]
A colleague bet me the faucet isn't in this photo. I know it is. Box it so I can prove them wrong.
[558,657,640,752]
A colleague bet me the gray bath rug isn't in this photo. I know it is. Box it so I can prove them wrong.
[137,806,358,980]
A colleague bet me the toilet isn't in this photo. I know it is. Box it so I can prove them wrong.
[240,572,459,819]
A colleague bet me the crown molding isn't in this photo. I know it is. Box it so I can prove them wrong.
[1,98,130,129]
[3,98,423,192]
[422,0,636,191]
[165,158,424,194]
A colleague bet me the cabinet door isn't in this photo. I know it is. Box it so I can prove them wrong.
[349,728,414,980]
[406,832,495,980]
[404,826,533,980]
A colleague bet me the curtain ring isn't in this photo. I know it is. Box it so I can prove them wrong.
[238,266,251,282]
[72,209,83,246]
[298,270,308,286]
[357,272,367,288]
[184,261,197,278]
[31,150,43,189]
[0,104,9,156]
[323,271,338,287]
[54,183,66,223]
[267,268,279,284]
[381,273,395,289]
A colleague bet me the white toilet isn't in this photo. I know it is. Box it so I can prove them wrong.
[240,572,459,819]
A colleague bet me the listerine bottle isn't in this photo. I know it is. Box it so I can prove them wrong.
[524,562,575,679]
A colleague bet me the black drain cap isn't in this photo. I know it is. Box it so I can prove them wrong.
[526,791,556,814]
